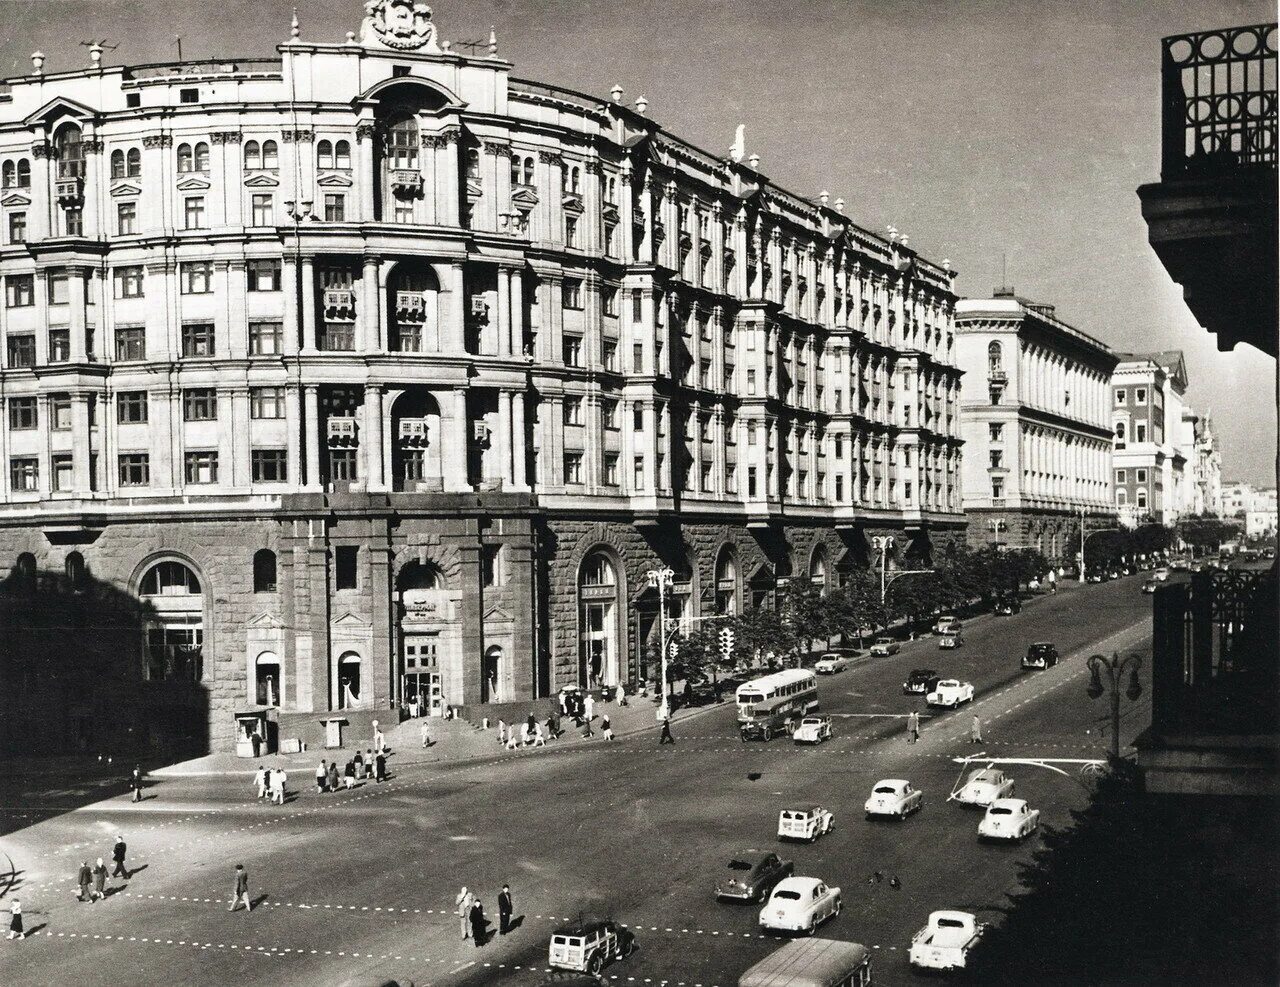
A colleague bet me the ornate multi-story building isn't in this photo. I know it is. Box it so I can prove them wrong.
[0,1,963,754]
[955,291,1117,559]
[1111,351,1192,527]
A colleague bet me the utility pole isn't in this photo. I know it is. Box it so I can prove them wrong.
[646,566,675,719]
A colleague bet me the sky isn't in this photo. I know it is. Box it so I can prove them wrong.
[3,0,1276,486]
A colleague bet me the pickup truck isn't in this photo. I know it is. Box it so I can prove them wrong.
[909,910,986,971]
[925,678,974,708]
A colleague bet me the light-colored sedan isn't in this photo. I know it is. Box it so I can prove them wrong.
[869,637,900,657]
[864,779,923,819]
[793,716,833,745]
[925,679,974,707]
[953,767,1015,807]
[814,654,849,675]
[758,877,842,934]
[978,798,1040,841]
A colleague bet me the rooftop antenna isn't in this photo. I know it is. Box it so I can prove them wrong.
[175,35,183,61]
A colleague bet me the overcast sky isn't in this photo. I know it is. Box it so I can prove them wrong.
[4,0,1275,487]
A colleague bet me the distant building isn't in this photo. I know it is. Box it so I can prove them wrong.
[1190,412,1223,517]
[1222,480,1253,519]
[1246,488,1278,540]
[955,291,1117,560]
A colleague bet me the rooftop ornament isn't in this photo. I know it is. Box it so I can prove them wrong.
[31,51,45,75]
[835,197,845,212]
[819,189,830,206]
[290,8,300,41]
[634,94,648,114]
[488,27,497,57]
[748,152,760,170]
[610,84,623,102]
[729,124,745,163]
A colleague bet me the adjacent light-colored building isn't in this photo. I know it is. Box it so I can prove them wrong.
[1246,488,1278,539]
[0,1,965,754]
[1111,351,1195,527]
[955,290,1117,560]
[1190,411,1223,518]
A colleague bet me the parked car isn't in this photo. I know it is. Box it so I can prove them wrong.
[902,668,940,695]
[938,632,964,650]
[548,920,635,975]
[777,805,835,843]
[926,679,974,708]
[869,637,899,657]
[864,779,923,819]
[933,615,963,635]
[994,596,1021,615]
[909,911,986,972]
[953,767,1015,807]
[1021,642,1059,669]
[758,877,842,935]
[738,939,872,987]
[1027,577,1042,592]
[1153,567,1171,582]
[814,654,849,675]
[793,716,833,745]
[977,798,1041,841]
[715,851,794,903]
[1141,580,1158,594]
[684,679,722,707]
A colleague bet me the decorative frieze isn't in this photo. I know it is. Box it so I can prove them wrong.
[280,129,313,143]
[209,131,243,144]
[355,123,378,143]
[537,151,563,166]
[142,134,172,149]
[31,143,52,159]
[81,138,104,154]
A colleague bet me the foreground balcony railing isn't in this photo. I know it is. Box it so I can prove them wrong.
[1161,23,1278,177]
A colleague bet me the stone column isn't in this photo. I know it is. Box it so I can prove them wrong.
[361,255,381,353]
[510,269,525,356]
[642,400,658,491]
[496,267,512,357]
[304,385,322,490]
[68,266,89,362]
[227,260,248,358]
[444,388,470,491]
[71,393,92,492]
[512,390,528,490]
[356,122,376,220]
[365,385,385,491]
[231,388,251,488]
[285,385,302,487]
[444,263,466,354]
[496,389,513,488]
[300,256,317,354]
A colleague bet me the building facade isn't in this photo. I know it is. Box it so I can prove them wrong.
[955,292,1116,559]
[0,1,964,754]
[1111,351,1193,527]
[1190,411,1223,518]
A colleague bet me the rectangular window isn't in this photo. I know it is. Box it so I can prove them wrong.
[632,342,644,372]
[182,323,215,358]
[249,321,284,356]
[183,388,218,422]
[9,457,38,492]
[8,397,37,430]
[1136,468,1148,483]
[323,194,345,222]
[747,465,758,498]
[50,394,72,431]
[6,334,36,368]
[602,288,618,317]
[6,274,34,307]
[47,329,70,363]
[117,391,149,424]
[183,196,206,229]
[1136,423,1147,443]
[49,454,72,491]
[1116,489,1128,505]
[1115,388,1126,405]
[565,217,578,248]
[632,455,645,490]
[989,423,1004,442]
[116,201,137,236]
[329,448,358,481]
[250,194,273,227]
[117,452,150,486]
[604,453,619,486]
[115,326,146,362]
[335,545,359,589]
[563,396,583,426]
[834,474,844,502]
[251,449,288,483]
[250,386,285,419]
[64,207,83,237]
[602,399,618,430]
[113,265,144,299]
[400,448,426,482]
[1115,469,1127,484]
[181,262,213,294]
[247,258,281,292]
[562,280,582,310]
[47,270,69,305]
[183,450,219,484]
[989,450,1003,468]
[7,211,26,244]
[562,335,582,367]
[564,452,583,484]
[602,341,618,372]
[746,369,756,395]
[393,202,414,225]
[1134,388,1146,405]
[991,478,1004,498]
[179,87,199,104]
[631,289,643,323]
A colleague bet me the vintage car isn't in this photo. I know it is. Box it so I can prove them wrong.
[993,596,1021,615]
[1153,567,1171,582]
[902,668,940,695]
[548,919,635,975]
[864,779,923,819]
[777,805,835,842]
[933,615,963,635]
[714,851,794,903]
[759,877,842,934]
[926,679,974,707]
[938,632,964,650]
[793,716,833,745]
[978,798,1041,841]
[869,637,900,657]
[953,767,1016,807]
[814,654,849,675]
[1021,642,1059,669]
[1141,580,1159,594]
[910,911,986,971]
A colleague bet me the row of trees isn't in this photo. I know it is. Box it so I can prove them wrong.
[661,547,1050,688]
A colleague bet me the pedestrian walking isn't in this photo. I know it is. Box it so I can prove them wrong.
[77,861,92,902]
[374,750,387,782]
[420,720,431,748]
[131,765,144,802]
[456,887,473,940]
[373,720,385,753]
[659,715,675,745]
[581,713,594,739]
[271,768,287,804]
[91,857,107,901]
[315,759,328,793]
[469,898,486,947]
[906,710,920,744]
[616,681,627,707]
[533,722,546,746]
[583,693,595,724]
[549,710,560,738]
[344,759,356,789]
[497,719,507,746]
[602,715,614,741]
[6,899,23,940]
[970,715,983,744]
[558,692,568,718]
[327,760,340,793]
[228,864,251,912]
[111,835,128,879]
[254,765,267,800]
[497,884,513,935]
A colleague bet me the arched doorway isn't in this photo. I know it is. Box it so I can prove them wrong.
[338,651,362,709]
[714,546,739,615]
[390,389,443,491]
[578,551,622,688]
[483,645,504,703]
[138,560,204,683]
[397,559,455,715]
[255,651,280,707]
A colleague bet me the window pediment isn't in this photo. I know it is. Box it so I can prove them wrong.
[317,172,354,187]
[510,186,539,208]
[243,173,280,188]
[176,176,211,191]
[109,182,141,198]
[465,177,483,201]
[1,192,31,208]
[562,192,584,215]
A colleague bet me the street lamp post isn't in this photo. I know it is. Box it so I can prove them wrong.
[871,536,895,605]
[646,566,675,718]
[1086,651,1143,759]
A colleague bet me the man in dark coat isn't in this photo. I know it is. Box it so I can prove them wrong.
[374,751,387,782]
[77,861,92,902]
[497,884,513,935]
[469,898,486,946]
[111,835,128,879]
[131,766,144,802]
[659,715,675,745]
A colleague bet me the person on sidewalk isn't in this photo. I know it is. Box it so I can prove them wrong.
[497,884,513,935]
[533,722,546,747]
[315,760,328,794]
[601,715,614,741]
[583,693,595,725]
[549,710,560,738]
[970,715,983,744]
[7,899,24,940]
[254,765,267,800]
[228,864,251,912]
[111,835,128,879]
[659,715,675,745]
[906,710,920,744]
[420,720,431,749]
[271,768,287,804]
[616,681,627,707]
[353,749,365,779]
[375,750,387,782]
[344,759,356,790]
[581,713,594,739]
[456,887,473,940]
[327,760,340,793]
[91,857,107,901]
[131,765,145,803]
[76,861,92,902]
[497,719,508,747]
[469,897,486,947]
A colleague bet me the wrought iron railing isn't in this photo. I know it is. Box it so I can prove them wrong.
[1161,23,1278,176]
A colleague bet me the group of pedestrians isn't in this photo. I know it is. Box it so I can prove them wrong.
[313,750,386,793]
[902,711,982,743]
[455,884,516,947]
[74,835,131,906]
[498,716,547,749]
[253,765,289,803]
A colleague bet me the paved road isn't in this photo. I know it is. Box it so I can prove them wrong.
[0,575,1158,987]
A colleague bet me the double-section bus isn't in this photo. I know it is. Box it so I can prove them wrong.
[736,669,819,741]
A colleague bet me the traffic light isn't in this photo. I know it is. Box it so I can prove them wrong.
[718,627,735,661]
[668,640,679,659]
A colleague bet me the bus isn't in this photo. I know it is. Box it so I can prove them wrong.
[736,669,819,741]
[739,937,872,987]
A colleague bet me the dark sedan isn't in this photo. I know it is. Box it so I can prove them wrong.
[903,668,941,695]
[714,851,793,902]
[1022,642,1059,669]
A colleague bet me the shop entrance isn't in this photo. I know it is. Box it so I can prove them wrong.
[403,635,444,716]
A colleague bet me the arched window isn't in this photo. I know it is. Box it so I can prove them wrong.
[255,651,280,706]
[387,116,418,169]
[509,155,521,187]
[110,149,126,179]
[16,159,30,187]
[126,147,141,177]
[14,552,37,591]
[243,140,261,170]
[571,166,581,194]
[193,141,210,171]
[1,160,12,187]
[316,139,333,170]
[810,546,828,595]
[140,560,201,596]
[522,156,534,185]
[177,143,194,173]
[138,559,203,683]
[466,148,480,179]
[987,340,1002,374]
[714,547,739,615]
[261,140,277,170]
[54,125,84,179]
[65,551,86,589]
[1115,422,1126,443]
[334,140,351,169]
[253,549,277,593]
[578,551,621,689]
[338,651,362,709]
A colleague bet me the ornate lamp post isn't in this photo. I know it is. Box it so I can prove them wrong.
[646,566,675,718]
[1086,652,1143,759]
[871,535,895,604]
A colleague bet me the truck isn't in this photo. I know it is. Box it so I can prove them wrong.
[909,910,986,972]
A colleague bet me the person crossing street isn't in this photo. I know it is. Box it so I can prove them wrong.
[228,864,251,912]
[659,715,675,745]
[906,710,920,744]
[970,714,983,743]
[498,884,513,935]
[111,835,129,879]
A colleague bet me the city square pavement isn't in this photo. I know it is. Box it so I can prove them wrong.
[0,575,1156,987]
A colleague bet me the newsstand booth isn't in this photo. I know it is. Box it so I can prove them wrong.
[234,710,277,758]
